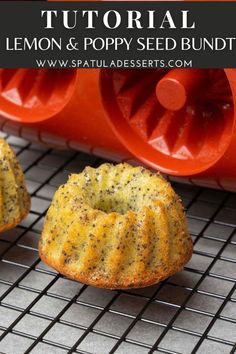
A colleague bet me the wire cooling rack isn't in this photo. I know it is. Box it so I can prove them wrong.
[0,133,235,354]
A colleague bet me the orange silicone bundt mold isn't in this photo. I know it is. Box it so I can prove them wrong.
[0,68,77,123]
[100,68,234,176]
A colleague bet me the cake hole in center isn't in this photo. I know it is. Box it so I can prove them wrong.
[92,196,137,215]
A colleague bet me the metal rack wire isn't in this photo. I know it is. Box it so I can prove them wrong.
[0,133,235,354]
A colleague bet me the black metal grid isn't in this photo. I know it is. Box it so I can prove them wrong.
[0,133,235,354]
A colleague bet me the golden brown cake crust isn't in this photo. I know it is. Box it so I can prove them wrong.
[39,163,192,289]
[0,138,30,232]
[40,247,192,289]
[0,207,30,233]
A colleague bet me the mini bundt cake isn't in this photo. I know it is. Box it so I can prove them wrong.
[0,138,30,232]
[39,163,192,289]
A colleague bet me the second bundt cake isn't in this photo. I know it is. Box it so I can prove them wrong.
[0,138,30,233]
[39,163,192,289]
